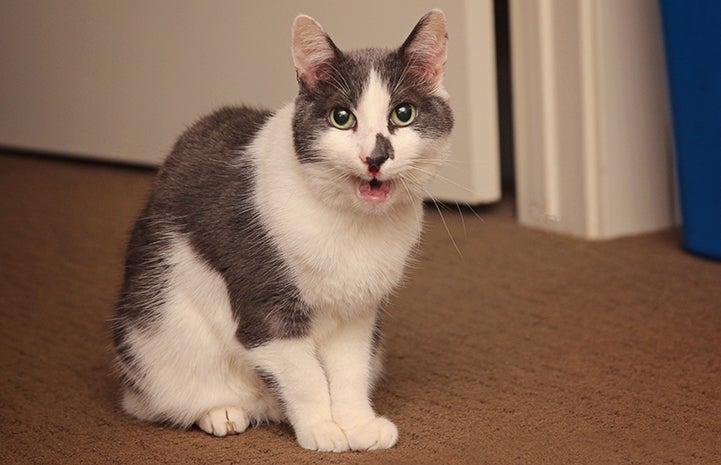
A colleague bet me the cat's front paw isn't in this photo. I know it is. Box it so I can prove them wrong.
[342,416,398,451]
[196,406,249,437]
[295,420,349,452]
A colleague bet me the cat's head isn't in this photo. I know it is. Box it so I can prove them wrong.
[290,10,453,214]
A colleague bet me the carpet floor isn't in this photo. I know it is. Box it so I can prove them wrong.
[1,152,720,465]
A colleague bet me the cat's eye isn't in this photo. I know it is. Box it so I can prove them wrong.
[390,103,416,127]
[329,108,356,130]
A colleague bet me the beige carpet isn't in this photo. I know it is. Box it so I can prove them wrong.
[1,152,720,464]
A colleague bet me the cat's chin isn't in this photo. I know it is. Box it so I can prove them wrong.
[355,177,392,205]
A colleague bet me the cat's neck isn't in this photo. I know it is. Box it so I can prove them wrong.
[250,104,423,313]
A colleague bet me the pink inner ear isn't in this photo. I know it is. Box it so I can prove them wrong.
[291,15,337,90]
[403,11,449,90]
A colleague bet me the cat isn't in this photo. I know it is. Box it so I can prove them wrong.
[112,9,453,452]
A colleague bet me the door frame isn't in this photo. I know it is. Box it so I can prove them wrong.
[509,0,676,239]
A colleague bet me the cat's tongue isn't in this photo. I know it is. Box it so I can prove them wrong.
[358,178,391,204]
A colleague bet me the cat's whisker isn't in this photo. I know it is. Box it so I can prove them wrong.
[409,166,487,222]
[321,167,356,186]
[406,155,462,171]
[390,83,417,98]
[327,78,352,101]
[393,64,408,94]
[407,165,478,196]
[398,177,421,231]
[325,64,353,99]
[404,172,472,256]
[404,168,486,223]
[402,170,462,257]
[404,160,488,218]
[318,69,351,101]
[424,190,463,258]
[456,202,467,238]
[333,67,353,97]
[392,55,415,95]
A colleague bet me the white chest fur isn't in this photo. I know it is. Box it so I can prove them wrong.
[251,105,423,314]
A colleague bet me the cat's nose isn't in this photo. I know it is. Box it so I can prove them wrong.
[365,154,389,174]
[365,133,394,174]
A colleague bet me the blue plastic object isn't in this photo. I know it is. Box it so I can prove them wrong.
[660,0,721,261]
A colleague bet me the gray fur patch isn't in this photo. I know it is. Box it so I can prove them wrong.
[373,133,394,161]
[113,106,312,371]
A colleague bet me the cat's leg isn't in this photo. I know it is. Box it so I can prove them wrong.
[249,338,349,452]
[118,318,266,435]
[317,310,398,450]
[117,236,283,435]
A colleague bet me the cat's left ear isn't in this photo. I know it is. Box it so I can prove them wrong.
[291,15,341,92]
[400,9,449,91]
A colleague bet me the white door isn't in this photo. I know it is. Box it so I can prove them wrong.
[0,0,499,204]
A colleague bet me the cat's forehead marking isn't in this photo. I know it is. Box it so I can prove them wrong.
[354,69,391,137]
[338,49,392,107]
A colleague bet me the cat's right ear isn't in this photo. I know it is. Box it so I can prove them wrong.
[291,15,340,92]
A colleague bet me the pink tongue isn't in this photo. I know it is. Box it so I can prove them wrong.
[358,180,391,203]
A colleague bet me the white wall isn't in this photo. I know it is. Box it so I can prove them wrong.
[0,0,500,204]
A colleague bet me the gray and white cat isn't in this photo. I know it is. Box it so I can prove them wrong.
[112,10,453,452]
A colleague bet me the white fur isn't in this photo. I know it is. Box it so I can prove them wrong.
[251,96,425,314]
[245,69,444,450]
[121,68,449,452]
[120,235,283,429]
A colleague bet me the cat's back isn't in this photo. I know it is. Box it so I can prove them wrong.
[159,105,272,187]
[139,105,273,234]
[121,105,277,299]
[115,104,289,339]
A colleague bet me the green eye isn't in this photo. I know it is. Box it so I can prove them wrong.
[390,103,416,126]
[329,108,356,130]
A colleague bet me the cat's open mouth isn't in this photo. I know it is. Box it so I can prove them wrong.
[357,177,392,204]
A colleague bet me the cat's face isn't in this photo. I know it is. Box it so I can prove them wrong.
[290,10,453,214]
